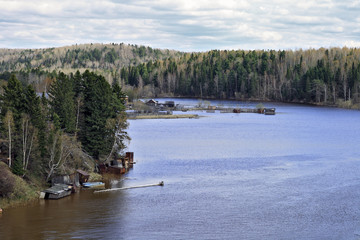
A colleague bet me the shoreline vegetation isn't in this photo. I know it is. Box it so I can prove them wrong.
[0,71,130,210]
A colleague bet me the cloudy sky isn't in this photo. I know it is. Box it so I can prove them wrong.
[0,0,359,51]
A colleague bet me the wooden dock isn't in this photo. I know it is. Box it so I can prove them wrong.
[93,181,164,194]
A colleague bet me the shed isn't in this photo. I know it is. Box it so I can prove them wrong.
[76,169,90,184]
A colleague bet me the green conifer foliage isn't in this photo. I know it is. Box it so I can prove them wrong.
[48,72,76,133]
[2,74,25,124]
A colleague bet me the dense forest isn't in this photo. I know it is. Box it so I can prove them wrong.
[0,70,129,199]
[121,47,360,107]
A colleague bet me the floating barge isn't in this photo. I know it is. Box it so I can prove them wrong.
[42,184,72,199]
[264,108,276,115]
[231,107,275,115]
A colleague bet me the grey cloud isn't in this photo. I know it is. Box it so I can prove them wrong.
[0,0,359,51]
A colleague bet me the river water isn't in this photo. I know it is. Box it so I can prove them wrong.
[1,99,360,240]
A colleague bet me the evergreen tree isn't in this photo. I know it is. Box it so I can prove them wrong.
[80,71,113,159]
[72,70,83,98]
[48,72,76,133]
[2,74,25,123]
[2,74,25,174]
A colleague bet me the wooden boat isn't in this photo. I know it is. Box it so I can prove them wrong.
[82,182,105,189]
[43,184,72,199]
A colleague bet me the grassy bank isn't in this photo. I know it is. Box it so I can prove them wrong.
[0,162,41,209]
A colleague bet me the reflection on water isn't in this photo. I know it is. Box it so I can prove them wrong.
[1,99,360,240]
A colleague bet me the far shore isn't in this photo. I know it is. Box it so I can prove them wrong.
[128,114,199,120]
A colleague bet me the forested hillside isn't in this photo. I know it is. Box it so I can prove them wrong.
[0,43,183,92]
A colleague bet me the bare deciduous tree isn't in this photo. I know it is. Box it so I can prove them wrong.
[46,133,73,182]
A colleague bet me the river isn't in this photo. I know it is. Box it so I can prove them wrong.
[1,99,360,240]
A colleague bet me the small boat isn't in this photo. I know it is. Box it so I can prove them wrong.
[43,184,72,199]
[82,182,105,189]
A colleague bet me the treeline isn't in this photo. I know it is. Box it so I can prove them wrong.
[120,47,360,106]
[0,71,129,187]
[1,45,360,107]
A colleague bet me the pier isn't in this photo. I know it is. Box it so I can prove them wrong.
[93,181,164,194]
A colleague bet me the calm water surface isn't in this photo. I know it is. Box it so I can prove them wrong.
[1,99,360,240]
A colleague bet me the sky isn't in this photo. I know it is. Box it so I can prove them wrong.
[0,0,360,52]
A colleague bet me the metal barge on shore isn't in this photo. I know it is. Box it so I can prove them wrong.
[42,184,73,199]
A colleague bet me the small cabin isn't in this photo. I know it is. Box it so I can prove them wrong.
[146,99,157,106]
[264,108,276,115]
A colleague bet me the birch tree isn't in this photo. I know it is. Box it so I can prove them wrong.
[21,114,36,175]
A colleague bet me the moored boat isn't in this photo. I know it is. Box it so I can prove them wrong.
[82,182,105,189]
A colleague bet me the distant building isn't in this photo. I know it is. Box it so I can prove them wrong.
[146,99,157,106]
[120,95,129,105]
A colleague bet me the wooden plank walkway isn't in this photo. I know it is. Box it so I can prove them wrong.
[93,181,164,194]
